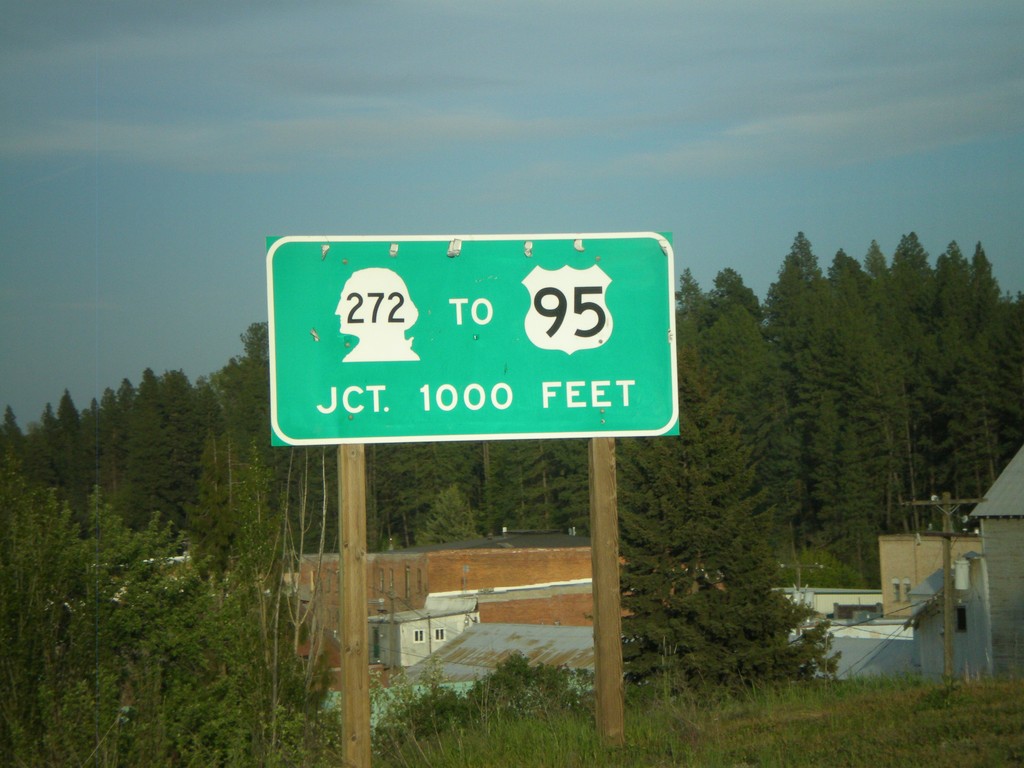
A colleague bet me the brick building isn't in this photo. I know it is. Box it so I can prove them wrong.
[290,529,594,676]
[367,529,593,623]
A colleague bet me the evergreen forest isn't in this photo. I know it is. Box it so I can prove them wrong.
[2,231,1023,764]
[4,232,1020,582]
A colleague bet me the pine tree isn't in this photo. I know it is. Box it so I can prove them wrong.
[369,441,482,548]
[54,390,89,514]
[96,381,134,507]
[695,270,777,466]
[619,346,831,690]
[991,288,1024,463]
[812,249,895,577]
[417,484,479,544]
[859,240,910,531]
[124,369,205,530]
[0,406,24,459]
[188,434,236,575]
[762,233,830,549]
[21,403,60,490]
[888,233,939,508]
[213,323,272,458]
[675,268,708,349]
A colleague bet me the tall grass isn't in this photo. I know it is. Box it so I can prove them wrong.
[373,675,1024,767]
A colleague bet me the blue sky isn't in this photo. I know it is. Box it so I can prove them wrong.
[2,1,1022,425]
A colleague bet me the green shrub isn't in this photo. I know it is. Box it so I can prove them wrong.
[467,652,592,723]
[372,653,593,763]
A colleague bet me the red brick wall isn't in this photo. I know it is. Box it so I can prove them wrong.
[424,548,592,594]
[295,556,341,625]
[366,553,430,611]
[296,547,593,626]
[479,591,594,626]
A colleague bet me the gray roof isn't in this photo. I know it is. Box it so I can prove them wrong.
[908,569,945,600]
[404,622,594,683]
[972,443,1024,518]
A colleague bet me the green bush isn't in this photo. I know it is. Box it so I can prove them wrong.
[372,653,593,763]
[467,652,592,723]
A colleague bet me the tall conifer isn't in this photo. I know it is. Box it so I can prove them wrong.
[619,346,830,689]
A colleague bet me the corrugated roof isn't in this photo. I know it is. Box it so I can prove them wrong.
[404,622,594,683]
[972,443,1024,518]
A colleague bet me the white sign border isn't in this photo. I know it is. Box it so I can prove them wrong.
[266,232,679,445]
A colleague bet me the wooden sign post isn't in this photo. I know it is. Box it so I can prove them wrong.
[589,437,626,745]
[339,444,371,767]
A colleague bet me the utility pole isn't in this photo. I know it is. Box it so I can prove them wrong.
[778,560,823,627]
[779,560,824,591]
[905,491,984,679]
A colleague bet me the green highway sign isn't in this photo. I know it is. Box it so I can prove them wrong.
[266,233,678,445]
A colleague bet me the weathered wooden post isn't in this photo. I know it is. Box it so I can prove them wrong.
[339,444,371,767]
[589,436,625,745]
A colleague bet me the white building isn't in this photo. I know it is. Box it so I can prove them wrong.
[907,442,1024,679]
[778,587,883,619]
[907,552,992,679]
[368,595,479,670]
[969,444,1024,677]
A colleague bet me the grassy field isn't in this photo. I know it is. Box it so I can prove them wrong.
[374,676,1024,767]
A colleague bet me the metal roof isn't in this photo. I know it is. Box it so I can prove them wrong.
[908,569,945,600]
[368,595,478,625]
[404,622,594,683]
[972,443,1024,518]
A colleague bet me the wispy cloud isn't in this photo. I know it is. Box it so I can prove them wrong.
[3,1,1020,179]
[613,77,1024,179]
[0,109,590,173]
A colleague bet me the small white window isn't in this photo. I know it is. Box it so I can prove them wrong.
[891,579,901,602]
[413,629,425,643]
[903,579,912,603]
[434,627,446,642]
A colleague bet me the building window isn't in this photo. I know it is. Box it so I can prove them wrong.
[434,627,446,642]
[413,629,425,643]
[903,579,912,603]
[891,579,901,602]
[405,566,411,600]
[378,569,384,595]
[956,605,968,632]
[417,568,423,595]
